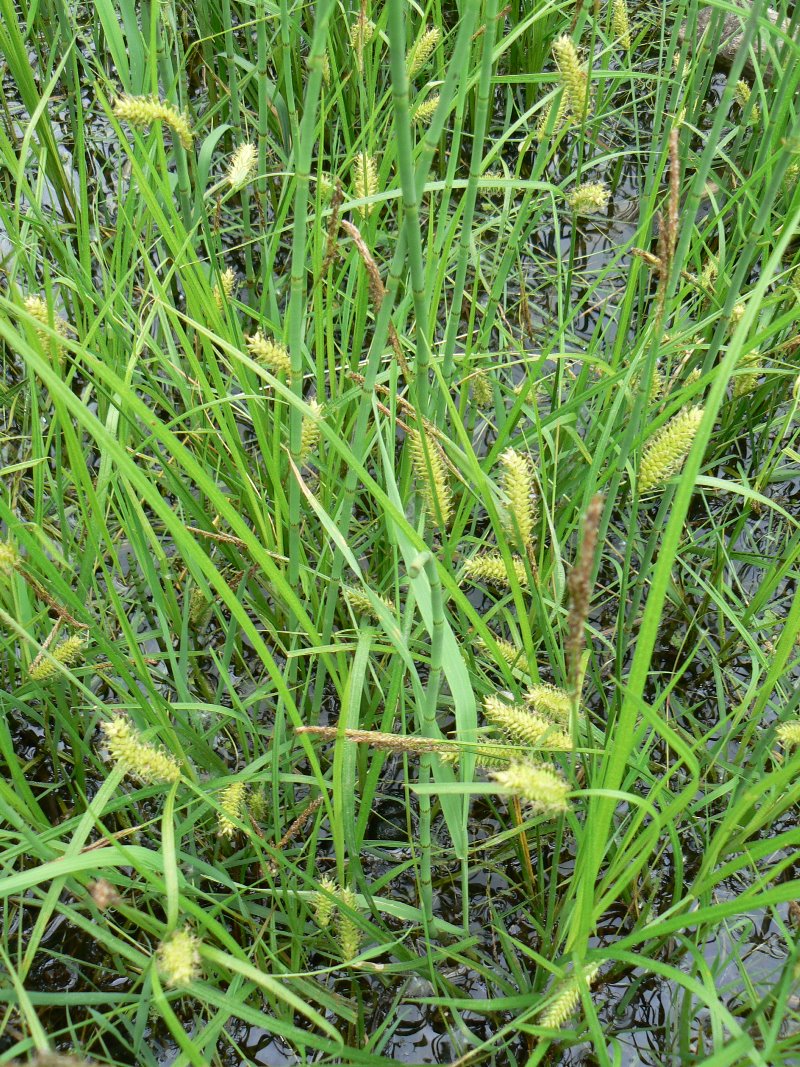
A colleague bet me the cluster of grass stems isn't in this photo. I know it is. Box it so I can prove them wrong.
[1,0,800,1061]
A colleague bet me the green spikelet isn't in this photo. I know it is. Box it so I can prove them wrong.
[156,928,202,987]
[189,585,212,628]
[638,405,704,493]
[472,369,493,408]
[611,0,631,49]
[462,553,528,589]
[350,14,376,71]
[217,780,247,839]
[113,94,193,149]
[313,875,339,928]
[552,35,589,122]
[539,963,601,1028]
[483,695,572,750]
[226,142,257,188]
[700,258,718,292]
[342,584,396,620]
[406,26,441,77]
[29,634,85,682]
[336,887,362,962]
[526,683,572,723]
[732,351,763,398]
[499,449,537,550]
[491,761,571,814]
[475,634,531,677]
[408,428,452,529]
[246,332,293,378]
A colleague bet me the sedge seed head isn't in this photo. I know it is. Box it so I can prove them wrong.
[539,963,601,1028]
[28,635,85,683]
[336,887,362,961]
[462,553,528,589]
[217,780,247,839]
[213,267,237,310]
[567,181,610,216]
[0,541,20,576]
[113,93,193,149]
[491,761,571,814]
[300,399,324,462]
[483,695,572,750]
[525,683,573,723]
[246,332,292,378]
[414,93,440,126]
[156,928,201,987]
[341,584,396,621]
[732,351,763,398]
[475,633,531,676]
[408,428,452,529]
[313,874,339,928]
[101,716,181,785]
[535,91,570,141]
[552,35,589,121]
[350,14,377,68]
[612,0,631,49]
[226,142,257,188]
[638,405,704,493]
[776,721,800,747]
[406,26,441,78]
[499,448,537,549]
[352,152,379,217]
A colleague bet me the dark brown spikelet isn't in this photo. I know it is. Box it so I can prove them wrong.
[565,494,604,693]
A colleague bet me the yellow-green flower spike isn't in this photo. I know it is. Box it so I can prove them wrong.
[483,695,572,749]
[638,405,704,493]
[462,553,528,589]
[535,91,570,141]
[101,716,181,785]
[156,929,202,987]
[113,94,193,149]
[552,35,589,122]
[500,448,537,549]
[28,634,85,682]
[567,181,610,216]
[491,761,571,814]
[350,14,376,70]
[226,142,257,188]
[352,152,379,217]
[24,295,69,357]
[406,26,441,78]
[525,683,573,723]
[408,428,452,529]
[471,369,493,408]
[217,780,247,839]
[539,963,601,1028]
[439,742,517,769]
[246,332,293,378]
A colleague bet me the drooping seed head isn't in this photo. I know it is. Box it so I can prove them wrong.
[414,93,441,126]
[776,721,800,748]
[352,152,379,217]
[28,634,85,682]
[552,35,589,121]
[612,0,631,49]
[538,963,601,1028]
[300,399,324,462]
[483,695,572,749]
[0,542,20,576]
[525,683,573,723]
[499,448,537,549]
[408,428,453,529]
[313,874,339,928]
